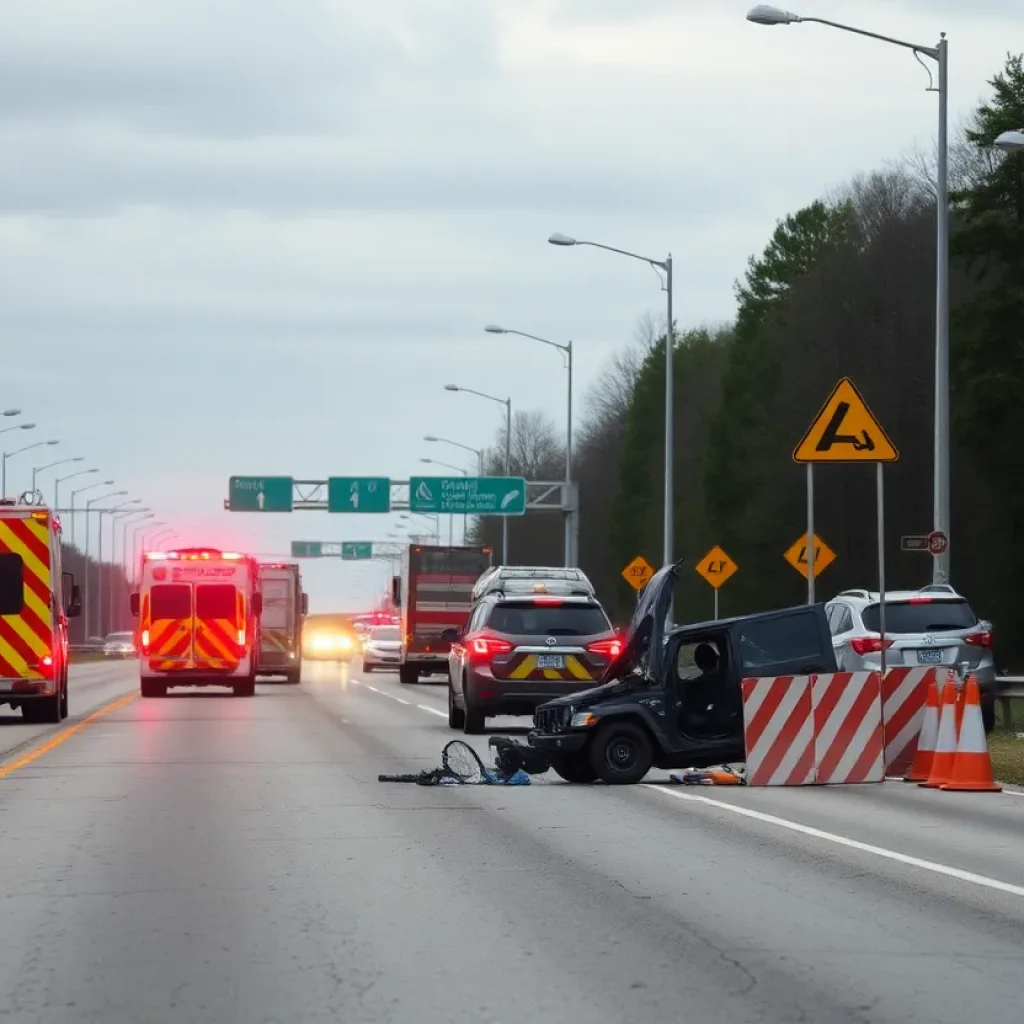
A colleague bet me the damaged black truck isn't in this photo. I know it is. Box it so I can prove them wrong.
[527,561,838,784]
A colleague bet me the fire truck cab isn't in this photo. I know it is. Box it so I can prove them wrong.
[130,547,263,698]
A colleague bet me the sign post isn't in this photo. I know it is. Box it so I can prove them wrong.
[694,545,738,619]
[793,377,899,669]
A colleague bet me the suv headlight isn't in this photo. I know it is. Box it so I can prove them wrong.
[570,711,598,728]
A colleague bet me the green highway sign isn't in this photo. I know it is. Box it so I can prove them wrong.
[291,541,344,557]
[342,542,373,560]
[229,476,293,512]
[409,476,527,515]
[327,477,391,513]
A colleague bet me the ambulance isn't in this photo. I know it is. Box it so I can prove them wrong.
[0,500,81,722]
[131,547,263,698]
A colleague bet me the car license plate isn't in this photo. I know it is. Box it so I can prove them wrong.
[917,649,944,664]
[537,655,565,669]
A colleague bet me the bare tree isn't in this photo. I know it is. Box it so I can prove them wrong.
[486,410,563,479]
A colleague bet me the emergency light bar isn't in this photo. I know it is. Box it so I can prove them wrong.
[145,549,245,561]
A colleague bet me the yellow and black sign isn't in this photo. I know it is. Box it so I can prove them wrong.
[695,545,738,589]
[621,555,655,590]
[784,534,836,579]
[793,377,898,463]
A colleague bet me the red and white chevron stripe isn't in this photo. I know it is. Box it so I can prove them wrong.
[740,676,815,786]
[812,672,885,784]
[880,667,935,776]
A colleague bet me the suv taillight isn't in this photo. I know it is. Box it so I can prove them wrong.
[586,637,622,658]
[850,637,893,655]
[470,636,513,659]
[964,630,992,648]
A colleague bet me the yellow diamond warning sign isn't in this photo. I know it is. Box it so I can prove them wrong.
[695,545,738,589]
[784,534,836,579]
[621,555,655,590]
[793,377,898,463]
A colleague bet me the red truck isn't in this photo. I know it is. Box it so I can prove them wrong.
[391,544,493,685]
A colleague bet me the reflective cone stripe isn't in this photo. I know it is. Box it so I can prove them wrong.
[919,681,959,788]
[903,679,939,782]
[941,676,1001,792]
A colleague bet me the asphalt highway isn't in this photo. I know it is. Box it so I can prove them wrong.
[1,658,1022,1023]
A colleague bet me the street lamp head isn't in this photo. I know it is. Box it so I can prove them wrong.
[70,456,85,463]
[2,409,20,417]
[444,384,460,392]
[19,423,35,430]
[484,324,506,334]
[45,439,58,446]
[994,129,1024,153]
[85,467,99,473]
[746,4,800,24]
[548,232,577,246]
[424,435,438,442]
[103,479,115,485]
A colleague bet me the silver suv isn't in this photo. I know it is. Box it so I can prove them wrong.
[824,584,996,730]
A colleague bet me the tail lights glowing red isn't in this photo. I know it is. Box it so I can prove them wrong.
[964,630,992,648]
[586,638,622,658]
[140,629,150,654]
[470,636,514,658]
[850,637,893,655]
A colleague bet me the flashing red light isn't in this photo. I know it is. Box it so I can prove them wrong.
[964,630,992,648]
[141,628,151,655]
[850,637,894,655]
[586,638,622,658]
[40,655,53,668]
[531,597,563,606]
[907,597,933,604]
[470,636,514,658]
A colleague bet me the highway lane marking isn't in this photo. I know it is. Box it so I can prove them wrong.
[651,785,1024,900]
[418,704,447,718]
[0,691,138,779]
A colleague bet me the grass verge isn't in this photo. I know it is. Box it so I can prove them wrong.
[989,701,1024,785]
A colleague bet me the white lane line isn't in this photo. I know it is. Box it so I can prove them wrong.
[651,785,1024,900]
[365,684,380,693]
[390,696,411,705]
[418,704,447,718]
[1002,788,1024,797]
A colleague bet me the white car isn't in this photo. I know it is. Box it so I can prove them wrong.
[104,631,137,659]
[362,625,401,673]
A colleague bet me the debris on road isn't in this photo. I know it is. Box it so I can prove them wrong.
[378,738,544,786]
[668,766,746,786]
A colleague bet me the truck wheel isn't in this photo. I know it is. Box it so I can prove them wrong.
[233,676,256,698]
[549,756,597,784]
[399,664,419,685]
[140,679,167,698]
[589,721,653,785]
[447,685,465,730]
[60,676,69,719]
[284,670,301,685]
[22,693,61,723]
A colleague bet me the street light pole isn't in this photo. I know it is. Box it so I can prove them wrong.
[485,325,576,566]
[548,234,673,572]
[84,490,128,637]
[55,467,98,521]
[2,438,59,500]
[111,511,151,632]
[32,456,84,499]
[71,479,114,548]
[746,5,950,583]
[444,385,514,563]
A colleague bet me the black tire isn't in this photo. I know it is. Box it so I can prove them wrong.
[60,677,69,719]
[399,664,419,685]
[447,684,465,730]
[363,664,374,673]
[140,678,167,699]
[233,676,256,698]
[549,756,597,784]
[982,697,995,734]
[21,693,61,723]
[588,720,653,785]
[283,670,301,685]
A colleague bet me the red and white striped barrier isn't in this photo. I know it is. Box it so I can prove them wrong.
[741,672,885,786]
[880,667,935,776]
[740,676,815,786]
[812,672,885,784]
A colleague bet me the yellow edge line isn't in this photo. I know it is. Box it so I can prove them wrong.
[0,691,139,779]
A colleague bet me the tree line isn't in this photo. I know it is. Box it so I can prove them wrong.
[468,54,1024,667]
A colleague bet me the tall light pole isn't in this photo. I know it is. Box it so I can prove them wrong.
[2,438,57,499]
[445,384,513,563]
[549,232,673,573]
[55,467,98,518]
[486,324,575,567]
[424,435,484,474]
[96,500,141,636]
[135,528,175,582]
[32,456,84,498]
[84,490,128,637]
[112,510,152,631]
[0,420,33,437]
[746,4,950,584]
[127,519,162,592]
[421,458,467,545]
[70,479,114,547]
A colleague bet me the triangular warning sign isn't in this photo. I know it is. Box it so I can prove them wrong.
[793,378,898,463]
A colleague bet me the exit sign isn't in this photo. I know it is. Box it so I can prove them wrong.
[228,476,294,512]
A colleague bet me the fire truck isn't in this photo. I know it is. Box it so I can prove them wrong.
[131,547,263,698]
[390,544,493,685]
[254,561,307,684]
[0,500,81,722]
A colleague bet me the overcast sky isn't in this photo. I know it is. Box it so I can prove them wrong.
[2,0,1019,611]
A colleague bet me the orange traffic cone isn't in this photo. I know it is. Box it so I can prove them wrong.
[904,677,939,782]
[941,676,1002,792]
[919,679,959,788]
